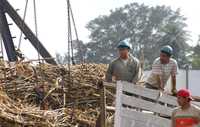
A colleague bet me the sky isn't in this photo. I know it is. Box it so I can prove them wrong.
[3,0,200,60]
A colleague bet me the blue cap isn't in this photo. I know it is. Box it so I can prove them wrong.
[117,40,131,49]
[160,45,173,56]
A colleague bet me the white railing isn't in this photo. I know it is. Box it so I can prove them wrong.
[114,81,177,127]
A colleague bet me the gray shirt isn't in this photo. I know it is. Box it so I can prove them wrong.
[106,55,140,83]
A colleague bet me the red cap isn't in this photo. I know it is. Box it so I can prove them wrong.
[177,89,193,100]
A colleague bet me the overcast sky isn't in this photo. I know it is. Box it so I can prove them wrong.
[5,0,200,60]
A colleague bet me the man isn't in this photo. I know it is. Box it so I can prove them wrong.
[172,89,200,127]
[98,40,139,127]
[105,40,140,83]
[145,45,178,95]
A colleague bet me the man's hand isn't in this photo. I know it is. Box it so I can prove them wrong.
[157,75,164,91]
[171,88,177,96]
[171,75,177,96]
[159,83,164,91]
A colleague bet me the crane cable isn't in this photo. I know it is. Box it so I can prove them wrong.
[0,35,4,60]
[18,0,29,50]
[66,0,77,119]
[69,2,83,62]
[33,0,41,64]
[17,0,35,62]
[67,0,72,79]
[67,1,74,65]
[67,0,72,108]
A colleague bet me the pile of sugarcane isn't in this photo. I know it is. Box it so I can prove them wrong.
[0,62,114,126]
[0,86,99,127]
[2,63,110,106]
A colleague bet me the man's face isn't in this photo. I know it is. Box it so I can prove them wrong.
[160,52,170,64]
[177,96,190,107]
[118,48,129,59]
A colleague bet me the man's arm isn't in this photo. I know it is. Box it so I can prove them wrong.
[156,75,164,91]
[171,111,176,127]
[171,75,177,95]
[152,58,164,90]
[105,63,113,82]
[171,61,178,95]
[132,60,140,84]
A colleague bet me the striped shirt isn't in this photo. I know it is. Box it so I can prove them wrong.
[172,105,200,127]
[146,57,178,88]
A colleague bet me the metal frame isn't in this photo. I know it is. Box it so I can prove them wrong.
[0,0,57,65]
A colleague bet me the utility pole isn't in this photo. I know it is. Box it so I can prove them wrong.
[185,64,189,89]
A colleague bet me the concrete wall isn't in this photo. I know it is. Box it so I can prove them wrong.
[144,70,200,96]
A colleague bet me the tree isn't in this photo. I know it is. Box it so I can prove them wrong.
[75,3,190,67]
[73,40,87,63]
[56,40,86,65]
[55,53,68,65]
[190,35,200,68]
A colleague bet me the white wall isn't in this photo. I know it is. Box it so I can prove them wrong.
[144,70,200,96]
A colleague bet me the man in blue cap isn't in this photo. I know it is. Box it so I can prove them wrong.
[105,40,140,84]
[145,45,178,95]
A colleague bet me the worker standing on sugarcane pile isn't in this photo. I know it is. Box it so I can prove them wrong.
[172,89,200,127]
[145,45,178,95]
[105,40,140,84]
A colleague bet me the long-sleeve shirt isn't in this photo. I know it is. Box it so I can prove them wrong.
[105,55,140,83]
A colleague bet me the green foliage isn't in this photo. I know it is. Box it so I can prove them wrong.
[190,39,200,68]
[75,3,191,67]
[55,53,68,65]
[192,55,200,68]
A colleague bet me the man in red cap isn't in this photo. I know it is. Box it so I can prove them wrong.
[172,89,200,127]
